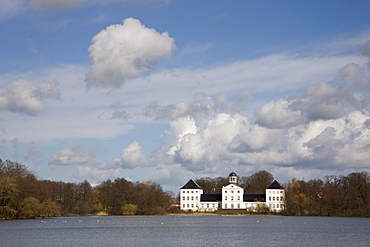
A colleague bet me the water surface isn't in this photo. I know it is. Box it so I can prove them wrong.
[0,215,369,246]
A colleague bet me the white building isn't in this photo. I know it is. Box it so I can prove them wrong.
[180,172,285,212]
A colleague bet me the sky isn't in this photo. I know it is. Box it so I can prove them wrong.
[1,0,370,193]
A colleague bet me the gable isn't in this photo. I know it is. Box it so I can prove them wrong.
[180,179,201,189]
[266,180,283,189]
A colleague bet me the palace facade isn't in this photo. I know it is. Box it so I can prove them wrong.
[180,172,285,212]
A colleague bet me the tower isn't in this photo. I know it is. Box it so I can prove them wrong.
[228,172,238,184]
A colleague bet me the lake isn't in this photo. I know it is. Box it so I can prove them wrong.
[0,215,369,246]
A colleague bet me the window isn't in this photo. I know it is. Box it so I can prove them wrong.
[280,191,283,193]
[191,204,194,207]
[225,196,227,200]
[187,204,189,207]
[182,196,185,200]
[237,196,240,201]
[276,204,279,208]
[225,204,227,209]
[237,190,240,193]
[273,197,275,201]
[196,191,198,193]
[269,197,271,201]
[183,204,185,208]
[237,203,240,209]
[225,190,227,193]
[231,190,234,193]
[196,196,198,200]
[280,197,283,201]
[231,203,234,209]
[231,196,234,201]
[191,191,194,193]
[191,196,194,200]
[187,191,189,193]
[207,204,209,208]
[187,196,189,200]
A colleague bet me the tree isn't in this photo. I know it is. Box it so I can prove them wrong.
[123,204,138,215]
[240,170,274,194]
[284,178,310,216]
[39,198,61,218]
[19,197,42,219]
[0,176,18,219]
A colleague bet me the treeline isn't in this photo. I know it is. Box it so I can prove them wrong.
[195,170,274,194]
[284,173,370,217]
[0,160,172,220]
[195,170,370,217]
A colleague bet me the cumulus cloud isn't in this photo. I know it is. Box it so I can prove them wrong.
[86,17,176,89]
[49,144,97,166]
[255,99,302,129]
[155,111,370,174]
[120,141,147,168]
[74,166,121,184]
[150,57,370,177]
[255,70,369,129]
[86,141,147,175]
[0,79,60,116]
[143,92,246,121]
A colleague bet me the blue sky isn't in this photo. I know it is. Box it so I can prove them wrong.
[1,0,370,192]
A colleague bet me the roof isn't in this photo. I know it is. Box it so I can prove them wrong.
[266,180,283,189]
[180,179,202,189]
[243,194,265,202]
[229,172,237,177]
[200,194,222,202]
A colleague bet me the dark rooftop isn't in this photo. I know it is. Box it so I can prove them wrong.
[229,172,237,177]
[266,180,283,189]
[243,194,265,202]
[180,179,201,189]
[200,194,222,202]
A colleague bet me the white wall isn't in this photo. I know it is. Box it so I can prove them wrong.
[266,189,285,212]
[180,188,203,211]
[222,184,244,210]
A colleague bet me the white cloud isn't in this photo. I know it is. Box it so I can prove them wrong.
[74,166,121,184]
[49,144,97,166]
[155,110,370,174]
[255,99,302,129]
[120,141,147,168]
[86,17,176,89]
[0,79,60,116]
